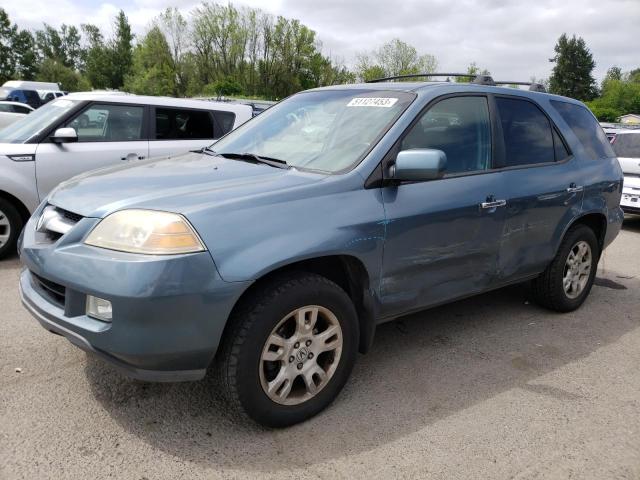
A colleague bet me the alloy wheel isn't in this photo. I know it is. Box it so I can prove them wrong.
[259,305,343,406]
[563,240,592,299]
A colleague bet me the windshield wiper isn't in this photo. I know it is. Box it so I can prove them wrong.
[217,152,290,169]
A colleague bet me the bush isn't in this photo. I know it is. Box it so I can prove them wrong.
[202,77,243,97]
[586,104,622,122]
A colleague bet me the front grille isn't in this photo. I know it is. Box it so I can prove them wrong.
[37,205,84,242]
[57,208,83,223]
[31,272,66,307]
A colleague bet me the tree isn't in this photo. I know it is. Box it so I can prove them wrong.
[356,39,438,81]
[12,30,38,80]
[82,24,111,89]
[37,58,90,91]
[124,26,175,96]
[455,62,490,82]
[111,10,133,89]
[157,8,190,96]
[0,8,16,82]
[548,33,597,101]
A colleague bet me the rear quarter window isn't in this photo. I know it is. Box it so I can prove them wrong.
[550,100,614,159]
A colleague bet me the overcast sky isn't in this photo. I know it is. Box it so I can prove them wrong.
[5,0,639,82]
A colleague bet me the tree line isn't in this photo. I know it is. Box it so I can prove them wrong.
[0,4,638,119]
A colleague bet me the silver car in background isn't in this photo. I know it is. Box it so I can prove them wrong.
[0,101,34,129]
[612,130,640,214]
[0,93,253,258]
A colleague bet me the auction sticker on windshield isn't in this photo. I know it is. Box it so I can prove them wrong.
[347,97,399,107]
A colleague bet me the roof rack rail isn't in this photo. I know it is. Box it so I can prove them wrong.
[367,73,546,92]
[493,80,546,92]
[367,73,495,84]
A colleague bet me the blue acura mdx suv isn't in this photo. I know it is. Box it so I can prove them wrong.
[18,75,623,427]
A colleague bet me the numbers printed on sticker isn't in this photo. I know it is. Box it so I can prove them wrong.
[347,97,399,108]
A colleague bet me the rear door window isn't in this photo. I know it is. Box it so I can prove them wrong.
[550,100,615,159]
[496,97,555,166]
[213,111,236,138]
[155,108,214,140]
[612,133,640,158]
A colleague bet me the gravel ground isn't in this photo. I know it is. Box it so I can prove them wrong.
[1,218,640,480]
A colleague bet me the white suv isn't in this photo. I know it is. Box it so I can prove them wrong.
[0,93,252,258]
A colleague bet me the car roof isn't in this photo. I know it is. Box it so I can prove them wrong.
[307,81,583,104]
[65,92,253,114]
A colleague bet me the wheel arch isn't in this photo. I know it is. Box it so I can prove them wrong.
[220,254,378,356]
[0,189,31,225]
[561,212,607,255]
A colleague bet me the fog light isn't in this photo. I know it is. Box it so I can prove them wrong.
[86,295,112,322]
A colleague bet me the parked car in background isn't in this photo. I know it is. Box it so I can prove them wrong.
[612,130,640,214]
[18,75,623,427]
[0,87,42,109]
[40,91,66,104]
[3,80,60,91]
[0,93,252,258]
[0,101,34,129]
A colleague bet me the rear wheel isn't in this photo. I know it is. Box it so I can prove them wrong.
[0,199,23,260]
[532,224,599,312]
[218,272,358,427]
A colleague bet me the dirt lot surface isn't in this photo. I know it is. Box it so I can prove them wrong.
[1,218,639,479]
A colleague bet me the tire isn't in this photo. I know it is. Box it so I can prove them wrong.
[218,272,359,428]
[532,224,599,312]
[0,198,23,260]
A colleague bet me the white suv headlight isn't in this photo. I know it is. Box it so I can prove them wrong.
[85,210,205,255]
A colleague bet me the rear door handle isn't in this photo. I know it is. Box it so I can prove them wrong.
[481,200,506,209]
[567,183,584,193]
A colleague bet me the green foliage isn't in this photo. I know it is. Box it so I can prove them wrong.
[455,62,490,82]
[203,77,243,97]
[81,24,111,89]
[124,26,175,96]
[356,39,437,81]
[12,30,38,80]
[110,11,134,89]
[36,58,90,91]
[0,8,15,83]
[587,77,640,121]
[548,33,597,101]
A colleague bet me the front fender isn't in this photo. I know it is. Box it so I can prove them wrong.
[0,151,39,213]
[191,181,386,288]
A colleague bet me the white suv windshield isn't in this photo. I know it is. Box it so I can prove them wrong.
[0,98,81,144]
[213,89,415,173]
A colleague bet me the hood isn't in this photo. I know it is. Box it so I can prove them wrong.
[48,151,327,218]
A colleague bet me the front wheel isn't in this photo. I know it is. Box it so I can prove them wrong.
[532,224,599,312]
[0,199,23,260]
[218,273,359,427]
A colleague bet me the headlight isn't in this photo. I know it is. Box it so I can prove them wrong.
[85,210,205,255]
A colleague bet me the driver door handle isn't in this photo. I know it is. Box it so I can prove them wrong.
[481,199,507,209]
[567,183,584,193]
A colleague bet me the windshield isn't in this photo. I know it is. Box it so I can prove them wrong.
[212,89,415,173]
[0,98,80,144]
[612,133,640,158]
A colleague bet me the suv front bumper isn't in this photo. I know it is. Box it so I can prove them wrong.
[19,213,249,382]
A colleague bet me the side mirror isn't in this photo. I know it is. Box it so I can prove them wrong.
[50,127,78,144]
[391,148,447,181]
